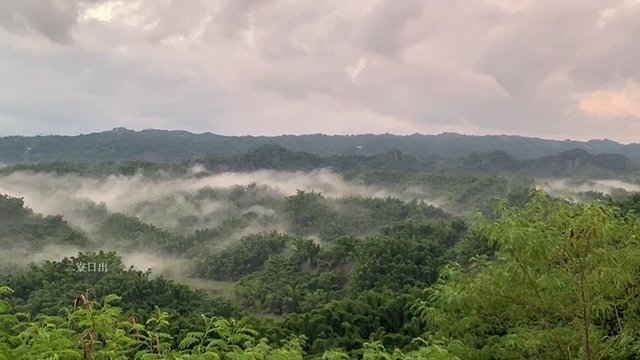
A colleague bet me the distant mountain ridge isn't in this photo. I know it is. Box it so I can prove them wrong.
[457,148,639,177]
[3,143,638,180]
[1,128,640,164]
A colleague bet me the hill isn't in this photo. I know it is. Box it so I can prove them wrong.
[2,128,640,164]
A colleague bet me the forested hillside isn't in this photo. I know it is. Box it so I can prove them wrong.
[1,143,640,359]
[2,128,640,164]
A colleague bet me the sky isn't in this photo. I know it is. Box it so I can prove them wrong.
[0,0,639,142]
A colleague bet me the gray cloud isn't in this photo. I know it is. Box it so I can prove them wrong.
[355,0,425,56]
[0,0,107,43]
[0,0,639,141]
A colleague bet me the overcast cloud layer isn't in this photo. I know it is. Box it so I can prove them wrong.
[0,0,639,141]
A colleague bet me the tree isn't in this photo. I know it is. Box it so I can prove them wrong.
[421,190,640,359]
[352,223,460,292]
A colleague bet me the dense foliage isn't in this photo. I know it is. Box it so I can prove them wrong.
[2,141,640,359]
[4,190,640,358]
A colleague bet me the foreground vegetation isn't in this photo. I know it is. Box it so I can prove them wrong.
[2,190,640,359]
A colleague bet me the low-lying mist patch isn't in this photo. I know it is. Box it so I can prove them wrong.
[0,244,82,271]
[120,252,195,278]
[0,243,198,283]
[0,169,436,233]
[540,179,640,201]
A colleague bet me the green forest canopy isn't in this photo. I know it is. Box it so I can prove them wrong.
[2,191,640,358]
[1,142,640,358]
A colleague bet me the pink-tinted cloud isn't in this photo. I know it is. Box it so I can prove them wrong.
[579,81,640,117]
[0,0,639,142]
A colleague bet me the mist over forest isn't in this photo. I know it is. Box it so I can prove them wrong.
[1,131,640,359]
